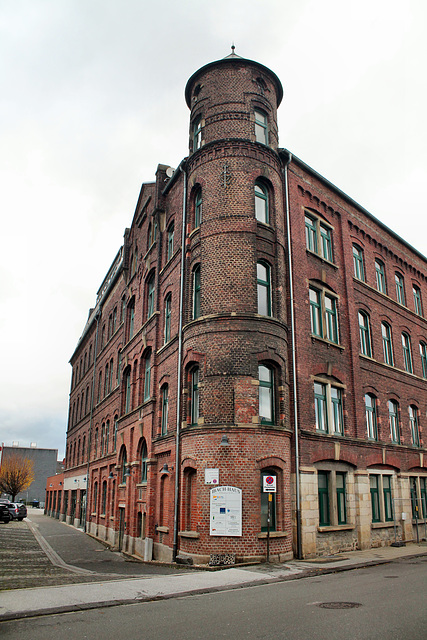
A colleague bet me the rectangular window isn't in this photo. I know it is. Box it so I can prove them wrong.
[420,478,427,518]
[318,471,330,526]
[305,215,317,253]
[325,295,338,343]
[365,394,378,440]
[402,333,413,373]
[370,475,380,523]
[309,287,339,344]
[331,387,344,435]
[259,365,274,424]
[358,311,372,357]
[381,323,394,365]
[193,266,201,319]
[388,400,400,444]
[410,477,418,518]
[314,382,344,435]
[320,224,332,261]
[309,288,322,337]
[383,476,393,521]
[254,109,268,144]
[409,406,420,447]
[336,472,347,525]
[167,224,174,261]
[420,343,427,378]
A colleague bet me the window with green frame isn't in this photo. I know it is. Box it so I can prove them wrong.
[375,259,387,293]
[259,364,275,425]
[383,476,393,521]
[164,294,171,344]
[190,366,199,425]
[314,381,344,435]
[257,261,272,316]
[370,475,380,522]
[388,400,400,444]
[254,109,268,144]
[192,265,201,319]
[124,368,131,414]
[358,311,372,357]
[167,222,174,261]
[194,189,202,228]
[421,478,427,518]
[143,351,151,402]
[381,322,394,366]
[140,439,148,482]
[352,245,365,281]
[401,332,413,373]
[309,286,339,344]
[409,405,420,447]
[193,115,202,151]
[128,299,135,340]
[254,182,269,224]
[336,472,346,525]
[147,274,155,318]
[161,385,169,435]
[260,470,277,531]
[413,285,423,316]
[305,213,333,261]
[395,272,405,305]
[365,394,378,440]
[420,342,427,378]
[318,471,330,526]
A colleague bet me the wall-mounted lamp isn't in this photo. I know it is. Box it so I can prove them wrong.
[162,463,169,473]
[108,471,116,480]
[124,466,131,478]
[220,434,230,447]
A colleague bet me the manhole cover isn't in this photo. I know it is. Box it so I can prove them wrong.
[318,602,362,610]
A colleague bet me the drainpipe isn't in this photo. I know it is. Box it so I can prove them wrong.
[284,152,302,559]
[172,164,187,562]
[84,308,101,532]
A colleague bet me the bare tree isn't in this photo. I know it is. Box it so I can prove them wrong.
[0,454,35,501]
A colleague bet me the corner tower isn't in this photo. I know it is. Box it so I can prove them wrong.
[179,51,292,563]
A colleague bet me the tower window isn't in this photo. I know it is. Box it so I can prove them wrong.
[255,182,269,224]
[254,109,268,145]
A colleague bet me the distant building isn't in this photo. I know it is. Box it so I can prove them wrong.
[1,444,58,505]
[53,51,426,562]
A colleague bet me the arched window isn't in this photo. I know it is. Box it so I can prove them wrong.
[195,189,202,228]
[375,259,387,293]
[184,468,197,531]
[127,298,135,341]
[409,405,420,447]
[395,272,405,305]
[94,427,99,458]
[120,447,128,484]
[413,285,423,316]
[167,222,174,261]
[124,367,132,413]
[113,415,118,451]
[352,245,365,281]
[401,332,413,373]
[381,322,393,365]
[309,285,339,344]
[143,351,151,402]
[420,342,427,378]
[358,311,372,357]
[161,384,169,435]
[164,294,172,344]
[255,182,269,224]
[190,366,200,425]
[101,480,107,515]
[388,400,400,443]
[147,273,155,318]
[140,440,148,483]
[192,265,201,319]
[93,481,98,514]
[105,420,110,454]
[257,261,271,316]
[365,394,378,441]
[258,364,274,425]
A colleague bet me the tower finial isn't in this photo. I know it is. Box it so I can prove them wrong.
[231,42,236,55]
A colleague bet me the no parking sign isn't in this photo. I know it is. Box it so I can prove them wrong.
[263,475,276,493]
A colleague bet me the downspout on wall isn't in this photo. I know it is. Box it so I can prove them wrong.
[84,308,101,533]
[283,151,302,559]
[172,164,187,562]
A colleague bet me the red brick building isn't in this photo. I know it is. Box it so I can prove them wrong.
[54,51,426,562]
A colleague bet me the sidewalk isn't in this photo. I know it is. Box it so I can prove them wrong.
[0,512,426,622]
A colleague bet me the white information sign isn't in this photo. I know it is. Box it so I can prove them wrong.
[205,468,219,485]
[210,486,242,537]
[263,475,276,493]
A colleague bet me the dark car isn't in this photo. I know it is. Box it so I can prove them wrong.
[8,502,27,521]
[0,502,11,523]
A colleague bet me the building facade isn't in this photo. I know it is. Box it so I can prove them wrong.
[55,51,427,562]
[1,444,58,505]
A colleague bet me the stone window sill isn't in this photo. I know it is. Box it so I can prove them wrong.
[318,524,355,533]
[257,531,288,539]
[156,525,169,534]
[178,530,200,539]
[371,522,395,529]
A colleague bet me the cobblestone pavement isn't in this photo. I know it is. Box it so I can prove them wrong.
[0,521,114,591]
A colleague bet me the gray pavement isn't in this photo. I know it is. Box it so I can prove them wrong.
[0,508,426,622]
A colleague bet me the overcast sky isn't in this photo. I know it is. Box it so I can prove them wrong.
[1,0,425,460]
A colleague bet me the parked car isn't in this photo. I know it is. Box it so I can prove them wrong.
[0,502,11,523]
[8,502,27,521]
